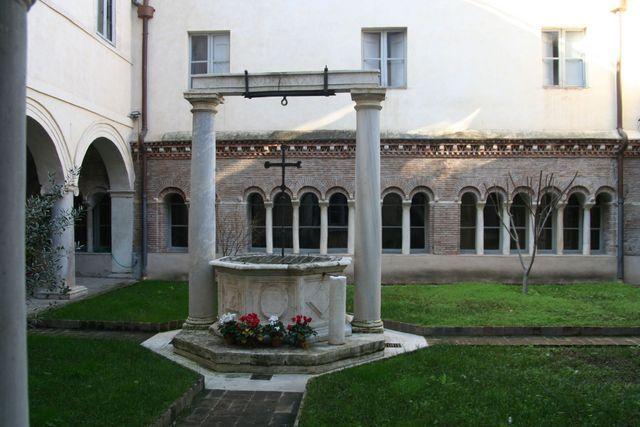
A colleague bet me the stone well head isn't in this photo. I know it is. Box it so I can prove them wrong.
[210,254,351,340]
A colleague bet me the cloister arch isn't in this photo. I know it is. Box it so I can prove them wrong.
[75,130,135,277]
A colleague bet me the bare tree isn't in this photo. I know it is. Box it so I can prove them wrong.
[484,171,577,294]
[216,204,253,257]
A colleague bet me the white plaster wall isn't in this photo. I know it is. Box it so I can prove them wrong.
[26,0,136,185]
[144,0,640,141]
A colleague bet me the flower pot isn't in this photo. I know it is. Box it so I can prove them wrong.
[296,340,309,350]
[223,335,235,346]
[271,336,284,348]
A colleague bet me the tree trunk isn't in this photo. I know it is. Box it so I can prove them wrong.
[522,271,529,294]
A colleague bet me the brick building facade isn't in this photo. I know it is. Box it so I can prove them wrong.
[139,136,638,283]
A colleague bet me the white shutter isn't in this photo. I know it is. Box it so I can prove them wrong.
[387,31,405,87]
[363,32,381,73]
[211,34,230,74]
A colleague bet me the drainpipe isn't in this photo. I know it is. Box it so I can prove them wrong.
[613,0,627,281]
[137,0,155,278]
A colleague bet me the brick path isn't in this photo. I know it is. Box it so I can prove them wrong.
[28,328,153,343]
[178,390,302,427]
[427,336,640,346]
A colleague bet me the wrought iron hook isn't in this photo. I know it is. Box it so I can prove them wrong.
[281,96,288,106]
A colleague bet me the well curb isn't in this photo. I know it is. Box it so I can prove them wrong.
[150,375,205,427]
[28,318,184,332]
[383,319,640,337]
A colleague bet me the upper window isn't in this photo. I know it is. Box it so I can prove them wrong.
[248,193,266,250]
[97,0,114,43]
[363,30,406,88]
[542,29,586,88]
[190,33,230,87]
[328,193,348,251]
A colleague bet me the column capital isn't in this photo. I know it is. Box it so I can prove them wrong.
[319,200,329,208]
[264,201,274,208]
[556,202,567,210]
[476,201,486,209]
[291,200,300,208]
[583,202,595,210]
[109,190,135,199]
[351,89,386,110]
[64,184,80,196]
[402,200,412,207]
[347,199,356,207]
[184,91,224,113]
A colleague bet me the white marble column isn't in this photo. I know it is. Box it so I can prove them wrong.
[347,199,355,254]
[328,275,347,345]
[402,200,411,255]
[183,93,223,329]
[527,207,536,255]
[51,187,86,298]
[351,89,385,334]
[292,199,300,254]
[582,203,593,255]
[555,203,565,255]
[1,1,33,424]
[110,190,134,278]
[475,201,485,255]
[501,201,510,255]
[320,200,328,255]
[265,201,274,254]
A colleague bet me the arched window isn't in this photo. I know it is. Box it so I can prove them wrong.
[484,192,501,251]
[248,193,266,250]
[93,192,111,252]
[539,193,555,251]
[382,193,402,251]
[74,195,88,252]
[299,193,320,251]
[167,193,188,248]
[459,193,476,251]
[273,193,293,250]
[510,193,528,250]
[591,193,610,252]
[410,193,429,252]
[328,193,348,251]
[563,194,582,252]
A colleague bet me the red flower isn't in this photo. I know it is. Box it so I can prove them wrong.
[287,324,292,330]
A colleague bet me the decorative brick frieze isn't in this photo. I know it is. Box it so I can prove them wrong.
[134,139,640,160]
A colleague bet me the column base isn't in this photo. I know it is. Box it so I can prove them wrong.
[34,286,88,301]
[351,319,384,334]
[183,315,217,330]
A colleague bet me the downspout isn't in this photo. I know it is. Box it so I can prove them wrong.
[613,0,627,281]
[137,0,155,278]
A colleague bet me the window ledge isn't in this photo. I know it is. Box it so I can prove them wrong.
[543,85,589,90]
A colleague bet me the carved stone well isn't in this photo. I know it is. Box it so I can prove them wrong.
[211,254,352,340]
[171,254,386,374]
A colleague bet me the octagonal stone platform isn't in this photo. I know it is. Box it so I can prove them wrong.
[172,330,386,374]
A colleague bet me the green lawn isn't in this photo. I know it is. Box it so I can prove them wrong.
[347,283,640,326]
[41,281,188,323]
[28,334,199,427]
[300,345,640,426]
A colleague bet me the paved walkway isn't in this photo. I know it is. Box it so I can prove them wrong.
[427,336,640,346]
[178,390,302,427]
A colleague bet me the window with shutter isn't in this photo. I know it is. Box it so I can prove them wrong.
[189,33,230,87]
[542,29,585,88]
[362,29,406,88]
